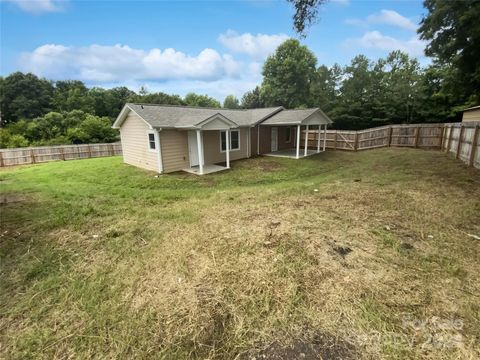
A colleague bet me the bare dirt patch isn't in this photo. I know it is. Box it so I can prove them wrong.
[258,160,284,172]
[0,193,28,205]
[246,333,357,360]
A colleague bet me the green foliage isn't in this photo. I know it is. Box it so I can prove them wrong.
[0,111,118,147]
[241,86,264,109]
[130,89,185,106]
[287,0,327,36]
[418,0,480,104]
[0,130,29,148]
[261,39,317,108]
[223,95,240,109]
[76,115,118,143]
[0,72,54,124]
[184,92,221,108]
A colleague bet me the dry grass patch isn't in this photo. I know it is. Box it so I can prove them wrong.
[1,149,479,359]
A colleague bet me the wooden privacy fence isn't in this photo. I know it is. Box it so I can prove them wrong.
[302,122,480,169]
[0,143,122,167]
[441,123,480,169]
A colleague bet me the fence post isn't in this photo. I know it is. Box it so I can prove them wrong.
[334,131,337,150]
[109,143,114,156]
[469,125,479,167]
[414,127,420,148]
[60,147,66,161]
[439,126,445,150]
[388,126,393,147]
[447,125,453,153]
[30,149,36,164]
[87,144,92,158]
[456,125,464,159]
[354,132,359,151]
[0,151,4,167]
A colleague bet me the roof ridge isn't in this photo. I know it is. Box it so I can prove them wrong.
[127,103,283,112]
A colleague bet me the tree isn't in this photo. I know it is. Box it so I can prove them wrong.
[310,64,342,114]
[333,55,379,129]
[76,115,118,143]
[241,86,264,109]
[53,80,94,113]
[261,39,317,108]
[418,0,480,105]
[223,95,240,109]
[380,51,423,123]
[184,93,221,108]
[0,72,54,124]
[130,91,185,107]
[287,0,327,36]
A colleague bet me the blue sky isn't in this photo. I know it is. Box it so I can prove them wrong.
[1,0,428,100]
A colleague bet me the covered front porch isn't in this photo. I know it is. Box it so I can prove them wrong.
[260,108,332,159]
[181,113,238,175]
[263,123,329,159]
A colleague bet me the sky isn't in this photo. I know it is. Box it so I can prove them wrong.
[0,0,429,101]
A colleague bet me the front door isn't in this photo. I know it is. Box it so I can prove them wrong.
[271,127,278,152]
[188,131,199,167]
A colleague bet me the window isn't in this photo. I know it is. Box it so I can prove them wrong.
[220,130,240,152]
[285,127,292,143]
[148,133,156,150]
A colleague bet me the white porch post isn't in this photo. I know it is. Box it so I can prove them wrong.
[296,125,301,159]
[317,125,321,153]
[155,128,163,173]
[196,129,204,175]
[304,124,309,157]
[323,124,327,151]
[225,129,230,169]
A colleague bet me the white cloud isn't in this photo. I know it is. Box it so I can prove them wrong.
[19,44,243,83]
[345,31,426,57]
[346,9,417,31]
[218,30,289,59]
[3,0,67,14]
[368,10,417,31]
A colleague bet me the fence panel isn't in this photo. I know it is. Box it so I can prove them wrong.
[0,143,122,167]
[300,122,479,169]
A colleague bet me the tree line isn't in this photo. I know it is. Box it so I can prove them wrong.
[0,74,222,148]
[1,0,478,147]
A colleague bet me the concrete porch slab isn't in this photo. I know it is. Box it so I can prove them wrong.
[264,148,321,159]
[183,164,228,175]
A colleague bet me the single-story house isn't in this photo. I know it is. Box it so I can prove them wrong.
[462,105,480,122]
[112,103,332,175]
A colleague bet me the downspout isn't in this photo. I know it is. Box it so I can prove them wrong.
[155,128,163,174]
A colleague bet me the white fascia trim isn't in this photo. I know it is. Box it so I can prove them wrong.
[112,104,153,129]
[196,113,238,128]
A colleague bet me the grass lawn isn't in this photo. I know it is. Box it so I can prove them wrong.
[1,148,479,359]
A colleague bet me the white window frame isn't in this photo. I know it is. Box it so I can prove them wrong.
[147,130,156,152]
[220,129,240,152]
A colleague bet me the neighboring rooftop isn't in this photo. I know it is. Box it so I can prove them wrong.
[463,105,480,112]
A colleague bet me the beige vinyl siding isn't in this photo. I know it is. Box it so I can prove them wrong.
[203,128,249,164]
[462,109,480,122]
[119,112,158,172]
[160,130,189,173]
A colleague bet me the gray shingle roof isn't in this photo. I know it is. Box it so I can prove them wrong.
[261,109,332,125]
[122,103,284,128]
